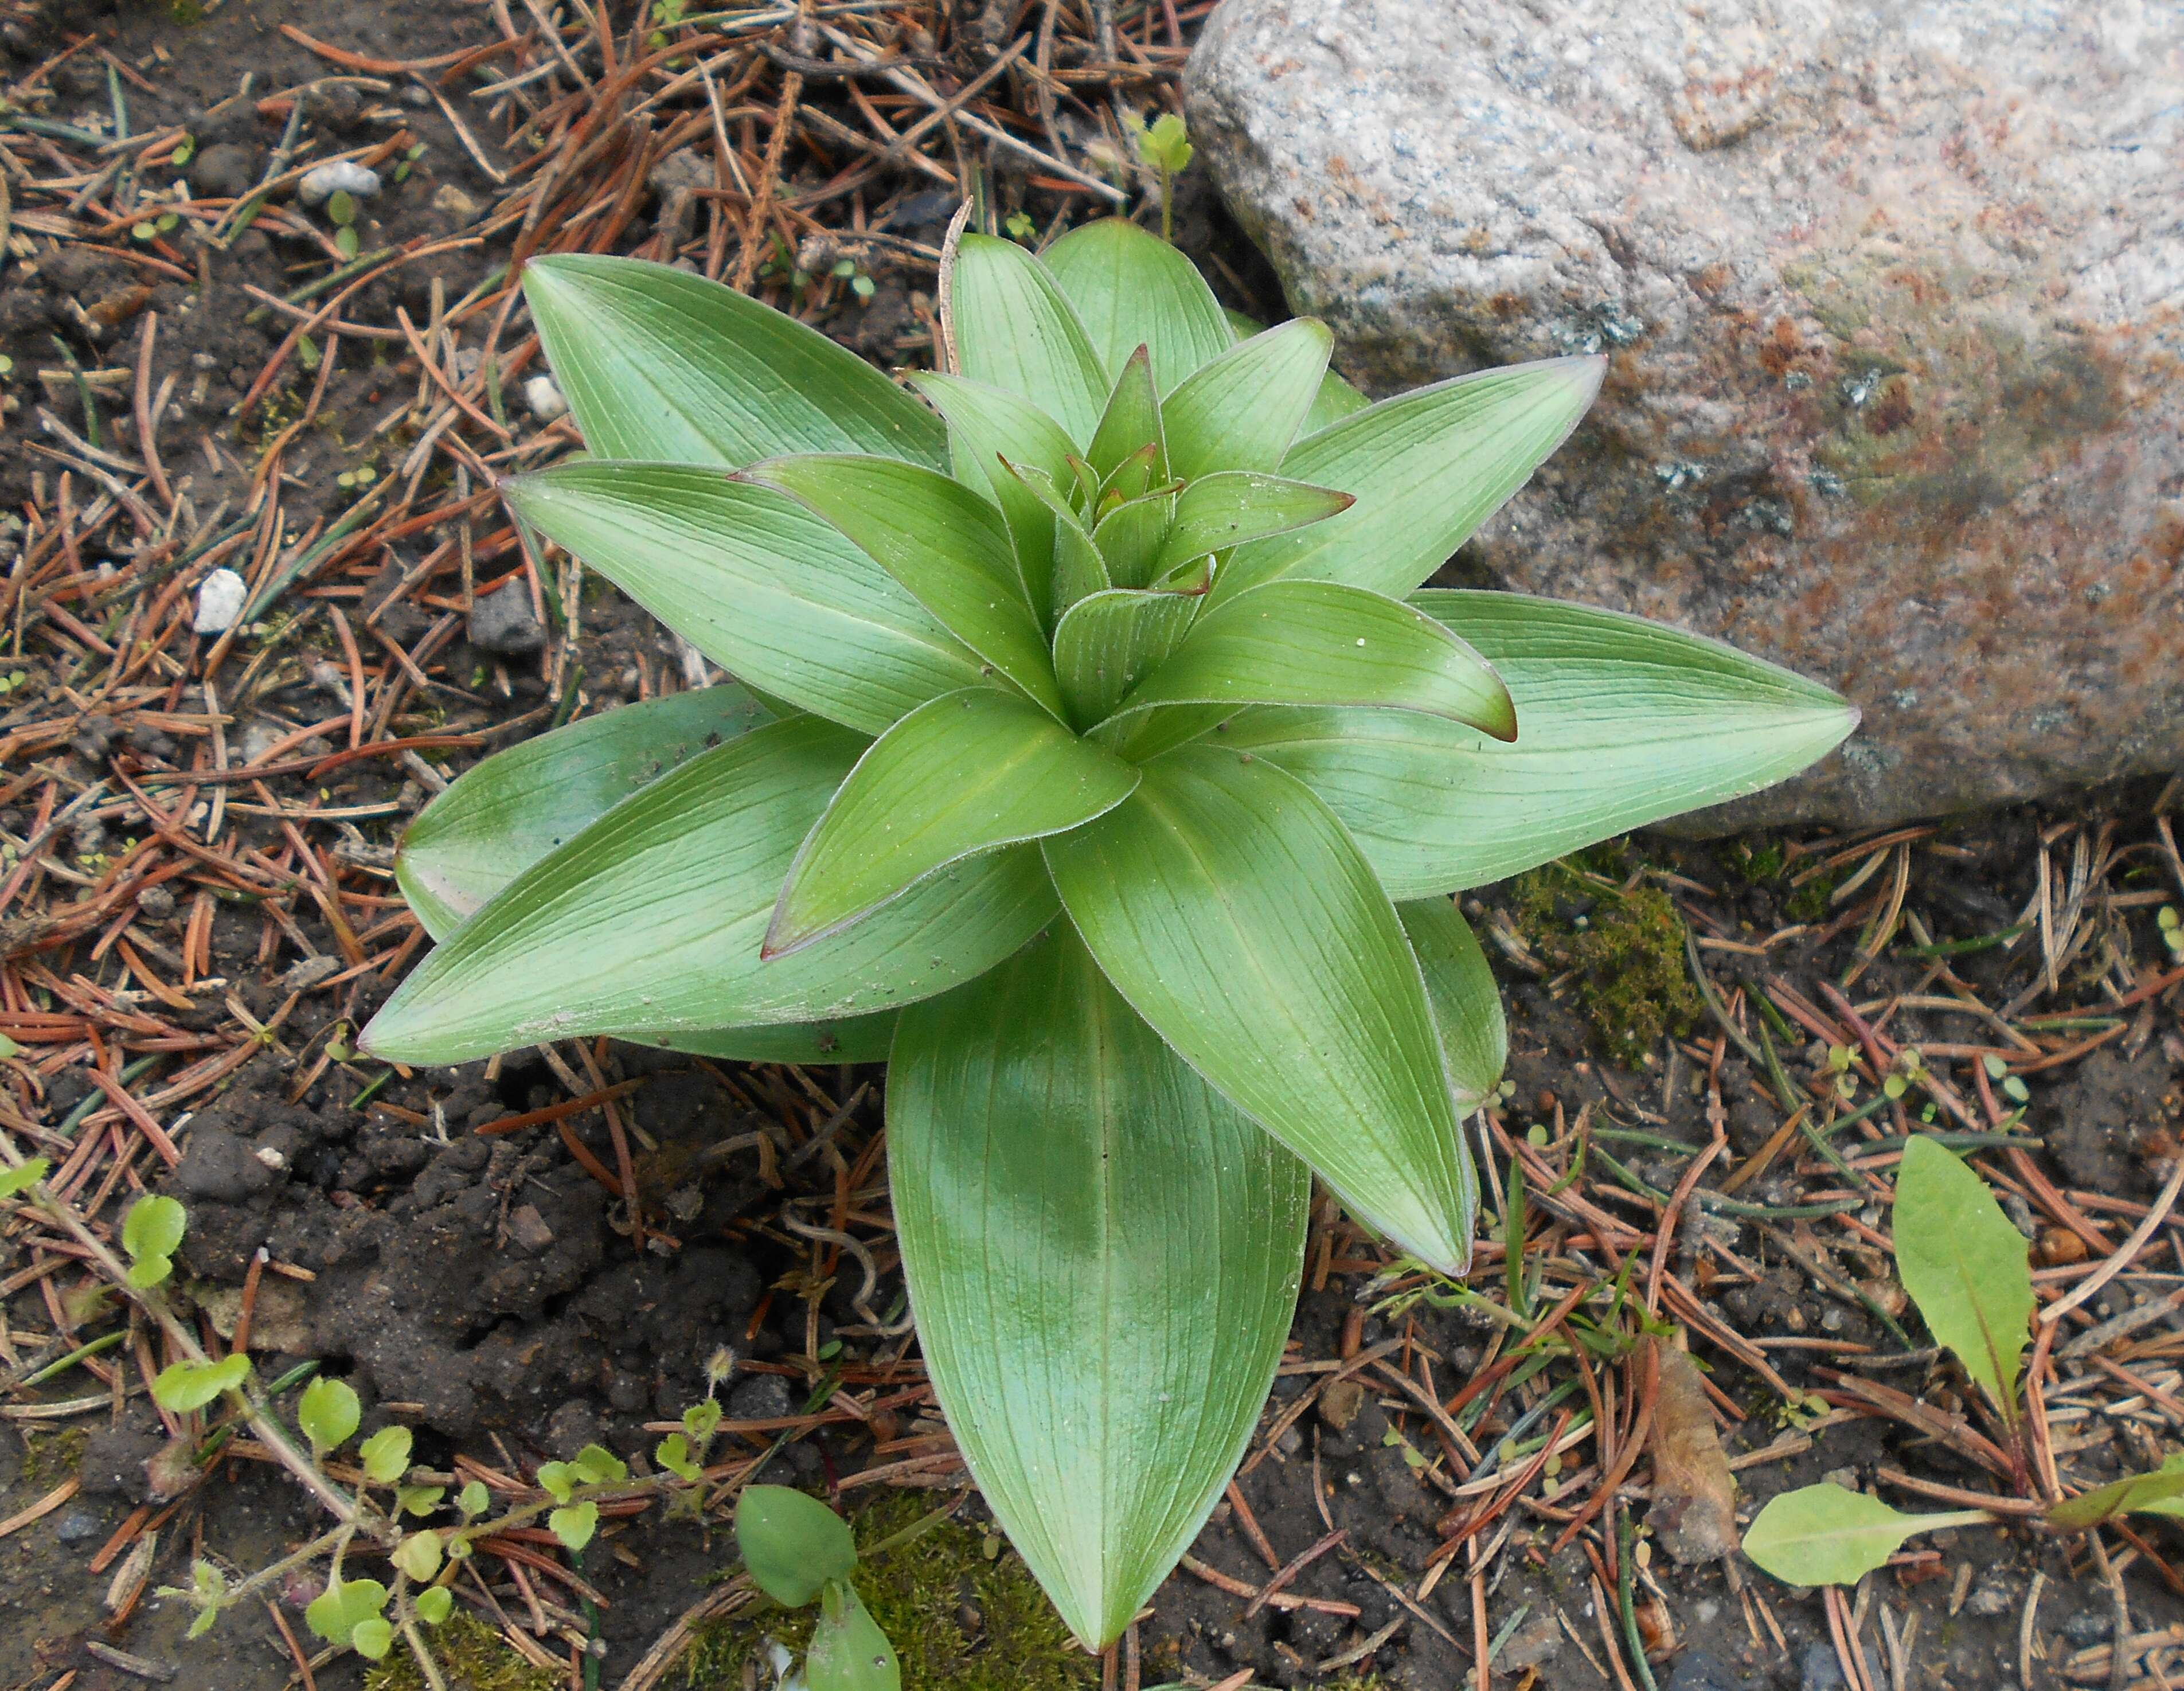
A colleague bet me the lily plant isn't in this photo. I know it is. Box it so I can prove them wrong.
[361,217,1854,1650]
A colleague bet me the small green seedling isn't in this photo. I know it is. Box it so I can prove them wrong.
[1743,1486,1990,1587]
[1893,1136,2033,1424]
[735,1485,901,1691]
[121,1193,186,1288]
[1122,109,1193,241]
[538,1442,625,1551]
[1746,1141,2184,1584]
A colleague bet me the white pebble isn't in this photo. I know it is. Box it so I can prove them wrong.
[192,568,247,634]
[523,374,569,422]
[297,160,381,208]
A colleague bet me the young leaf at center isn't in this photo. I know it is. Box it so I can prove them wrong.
[766,689,1139,955]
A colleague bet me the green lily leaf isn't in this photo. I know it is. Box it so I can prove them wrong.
[753,455,1064,720]
[767,689,1139,956]
[2048,1455,2184,1530]
[948,233,1109,444]
[1042,218,1232,391]
[1742,1485,1988,1587]
[397,686,775,941]
[1161,319,1333,481]
[1044,744,1476,1271]
[1401,897,1506,1108]
[1224,591,1858,896]
[909,372,1076,619]
[506,464,985,736]
[1003,458,1111,618]
[635,1016,898,1065]
[1894,1137,2033,1417]
[1155,472,1353,577]
[1089,488,1176,591]
[1103,580,1517,741]
[1212,356,1605,607]
[361,718,1057,1064]
[735,1485,857,1606]
[1051,589,1199,729]
[522,253,945,468]
[890,926,1309,1650]
[808,1580,901,1691]
[1222,306,1368,435]
[1084,345,1166,484]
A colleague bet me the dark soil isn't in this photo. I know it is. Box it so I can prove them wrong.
[5,6,2183,1691]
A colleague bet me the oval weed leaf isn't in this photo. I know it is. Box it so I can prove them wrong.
[297,1377,361,1456]
[152,1352,249,1414]
[0,1159,48,1200]
[1893,1137,2033,1417]
[122,1193,186,1264]
[304,1575,388,1647]
[735,1486,857,1607]
[1742,1483,1988,1587]
[358,1424,413,1485]
[549,1501,599,1552]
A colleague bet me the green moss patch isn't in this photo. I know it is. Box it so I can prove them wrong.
[679,1492,1096,1691]
[365,1613,561,1691]
[1511,848,1699,1059]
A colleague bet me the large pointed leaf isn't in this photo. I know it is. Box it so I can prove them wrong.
[768,689,1138,955]
[523,254,944,469]
[1104,580,1517,740]
[361,717,1056,1064]
[1044,744,1476,1271]
[397,687,775,942]
[1050,589,1198,728]
[632,1016,898,1066]
[908,373,1075,623]
[2047,1455,2184,1531]
[1223,591,1859,896]
[890,926,1308,1650]
[1894,1138,2033,1416]
[1401,897,1506,1108]
[1212,356,1605,607]
[753,456,1064,720]
[506,465,984,736]
[1042,219,1233,392]
[1154,472,1352,577]
[1161,319,1333,482]
[948,233,1109,445]
[1223,306,1369,435]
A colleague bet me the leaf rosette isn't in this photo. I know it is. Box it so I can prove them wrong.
[360,216,1855,1647]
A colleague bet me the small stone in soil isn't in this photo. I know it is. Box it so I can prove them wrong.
[523,374,569,421]
[468,581,546,653]
[507,1204,555,1253]
[296,160,381,207]
[187,142,260,199]
[727,1373,794,1422]
[192,567,247,634]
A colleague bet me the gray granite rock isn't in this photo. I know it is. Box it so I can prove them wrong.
[1188,0,2184,827]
